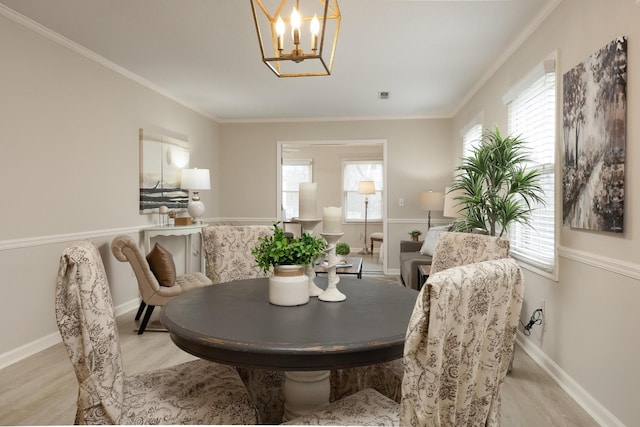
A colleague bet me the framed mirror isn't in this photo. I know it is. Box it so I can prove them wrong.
[139,128,190,213]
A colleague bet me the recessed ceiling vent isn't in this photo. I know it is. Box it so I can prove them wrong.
[378,91,390,100]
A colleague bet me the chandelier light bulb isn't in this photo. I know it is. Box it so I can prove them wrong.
[291,7,301,45]
[275,16,285,50]
[310,14,319,51]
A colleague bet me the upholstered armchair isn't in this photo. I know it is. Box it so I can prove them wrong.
[285,258,525,426]
[111,235,212,334]
[55,241,257,425]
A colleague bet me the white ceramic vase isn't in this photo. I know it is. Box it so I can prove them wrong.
[269,265,310,306]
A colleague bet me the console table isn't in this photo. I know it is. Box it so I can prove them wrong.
[143,223,208,274]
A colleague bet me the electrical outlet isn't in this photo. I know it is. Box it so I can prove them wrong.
[399,198,405,207]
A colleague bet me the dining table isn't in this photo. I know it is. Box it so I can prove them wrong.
[160,275,419,421]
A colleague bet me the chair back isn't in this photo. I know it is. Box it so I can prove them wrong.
[430,231,510,275]
[111,235,161,302]
[55,241,124,424]
[401,258,524,426]
[202,225,273,284]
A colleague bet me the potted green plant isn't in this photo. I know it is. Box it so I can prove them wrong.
[408,230,422,242]
[252,223,326,306]
[335,242,350,256]
[449,126,545,237]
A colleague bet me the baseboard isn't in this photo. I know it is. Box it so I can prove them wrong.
[516,333,624,427]
[0,297,140,370]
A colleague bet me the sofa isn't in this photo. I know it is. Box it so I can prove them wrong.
[399,240,431,290]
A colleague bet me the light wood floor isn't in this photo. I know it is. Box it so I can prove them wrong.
[0,266,598,426]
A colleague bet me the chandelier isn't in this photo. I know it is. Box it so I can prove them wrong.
[250,0,341,77]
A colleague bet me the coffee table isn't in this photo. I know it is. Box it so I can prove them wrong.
[314,256,363,279]
[160,276,417,420]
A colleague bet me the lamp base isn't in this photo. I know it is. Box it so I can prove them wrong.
[187,200,205,223]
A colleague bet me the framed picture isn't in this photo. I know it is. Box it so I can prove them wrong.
[562,36,626,233]
[139,129,190,213]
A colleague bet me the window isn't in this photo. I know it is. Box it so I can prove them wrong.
[281,159,312,220]
[504,57,557,273]
[343,161,383,222]
[461,120,483,159]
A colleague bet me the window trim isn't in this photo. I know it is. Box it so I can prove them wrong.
[503,50,559,281]
[342,160,384,223]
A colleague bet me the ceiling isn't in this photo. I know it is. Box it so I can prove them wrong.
[0,0,555,122]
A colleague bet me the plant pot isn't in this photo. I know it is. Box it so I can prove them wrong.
[411,236,419,242]
[269,265,310,306]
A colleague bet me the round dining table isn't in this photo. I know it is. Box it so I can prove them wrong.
[160,275,418,420]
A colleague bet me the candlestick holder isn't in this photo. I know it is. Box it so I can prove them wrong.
[294,218,324,297]
[319,232,346,302]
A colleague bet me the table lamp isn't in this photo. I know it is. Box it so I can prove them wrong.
[443,187,465,218]
[418,190,444,229]
[181,168,211,223]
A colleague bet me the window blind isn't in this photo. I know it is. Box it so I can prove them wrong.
[506,67,556,272]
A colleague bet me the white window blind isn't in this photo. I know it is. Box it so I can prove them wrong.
[505,62,556,272]
[343,161,383,222]
[282,159,312,220]
[462,122,483,159]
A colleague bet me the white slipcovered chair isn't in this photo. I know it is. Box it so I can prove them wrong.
[111,234,212,334]
[55,240,257,425]
[285,257,525,426]
[329,231,511,405]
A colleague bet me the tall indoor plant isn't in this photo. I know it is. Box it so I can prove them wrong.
[252,223,326,306]
[449,126,545,237]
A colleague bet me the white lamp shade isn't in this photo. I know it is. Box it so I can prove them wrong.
[418,191,444,211]
[358,180,376,195]
[443,187,466,218]
[181,168,211,190]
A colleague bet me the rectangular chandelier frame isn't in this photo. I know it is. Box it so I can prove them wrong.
[250,0,341,77]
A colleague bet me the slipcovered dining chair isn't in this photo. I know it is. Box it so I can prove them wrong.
[285,257,525,426]
[203,225,286,423]
[202,224,272,284]
[55,240,258,425]
[111,235,212,334]
[330,231,511,405]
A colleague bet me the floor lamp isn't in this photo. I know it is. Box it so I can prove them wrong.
[358,180,376,255]
[418,190,444,229]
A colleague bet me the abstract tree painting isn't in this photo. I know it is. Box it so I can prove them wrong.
[562,37,626,233]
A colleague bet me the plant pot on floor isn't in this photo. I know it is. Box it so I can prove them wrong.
[269,265,309,306]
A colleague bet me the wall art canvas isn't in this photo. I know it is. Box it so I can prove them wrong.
[562,36,626,233]
[139,129,190,213]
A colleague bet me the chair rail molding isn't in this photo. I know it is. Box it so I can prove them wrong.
[558,245,640,281]
[0,226,144,251]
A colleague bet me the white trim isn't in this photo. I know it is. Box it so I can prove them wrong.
[559,246,640,281]
[0,298,139,370]
[0,4,216,122]
[516,335,624,427]
[503,56,557,105]
[0,226,144,251]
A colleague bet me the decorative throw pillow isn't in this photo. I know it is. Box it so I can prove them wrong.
[146,243,177,287]
[419,225,451,256]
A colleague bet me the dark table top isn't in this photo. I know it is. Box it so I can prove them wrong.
[160,276,418,371]
[314,256,363,277]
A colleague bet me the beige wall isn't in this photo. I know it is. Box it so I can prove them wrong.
[452,0,640,424]
[0,14,219,358]
[219,119,454,269]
